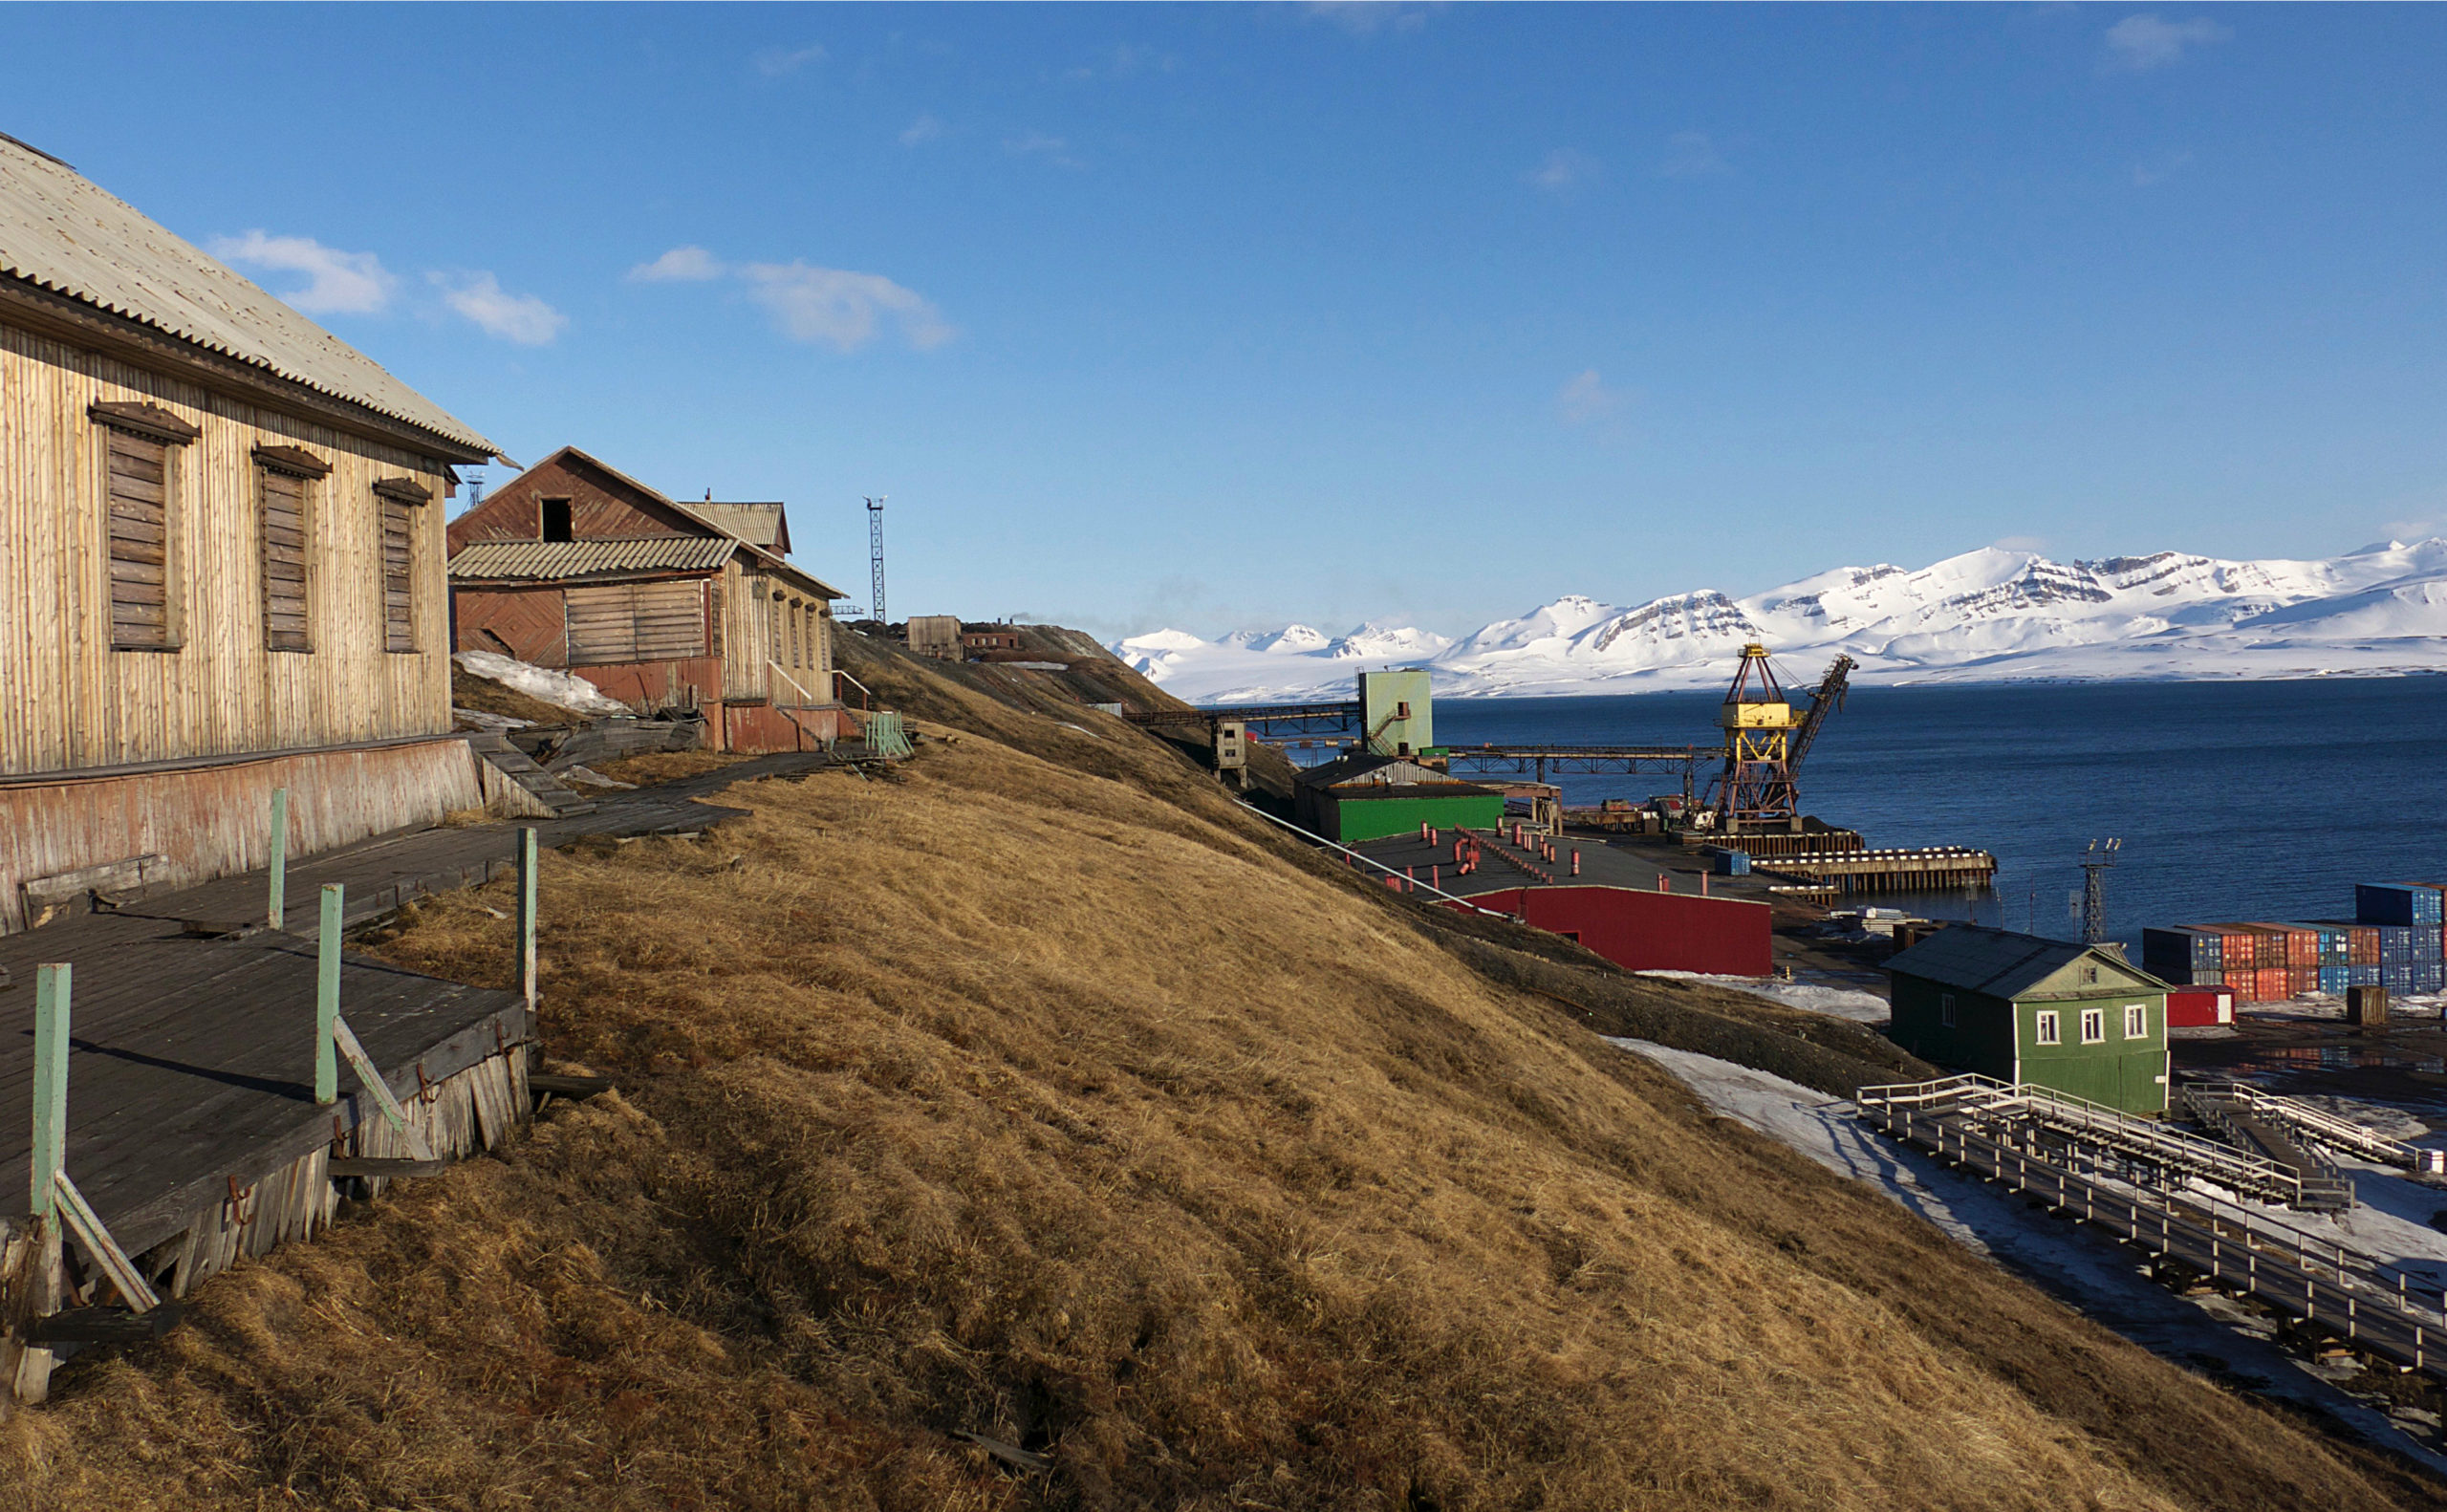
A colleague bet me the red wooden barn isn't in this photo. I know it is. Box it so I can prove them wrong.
[1452,885,1773,977]
[445,446,852,752]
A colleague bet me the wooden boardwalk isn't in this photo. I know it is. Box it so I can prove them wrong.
[0,750,839,1275]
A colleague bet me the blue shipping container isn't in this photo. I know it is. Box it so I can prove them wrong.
[2142,927,2220,983]
[2359,883,2446,926]
[2318,965,2350,994]
[2346,963,2382,987]
[2384,962,2416,993]
[2378,924,2419,960]
[2414,960,2447,995]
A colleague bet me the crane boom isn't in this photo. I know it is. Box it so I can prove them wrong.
[1786,655,1855,772]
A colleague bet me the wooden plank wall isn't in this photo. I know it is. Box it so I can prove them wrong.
[721,565,834,706]
[0,738,484,934]
[0,322,456,779]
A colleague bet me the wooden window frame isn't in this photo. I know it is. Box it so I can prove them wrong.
[253,444,329,654]
[540,496,574,542]
[2079,1007,2106,1045]
[2123,1004,2147,1040]
[373,477,429,655]
[2033,1009,2060,1047]
[92,403,198,653]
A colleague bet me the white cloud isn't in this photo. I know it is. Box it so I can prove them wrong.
[1303,2,1429,35]
[899,113,947,146]
[2130,149,2195,187]
[1529,149,1599,192]
[430,272,568,345]
[1557,369,1628,427]
[2102,14,2231,72]
[1003,131,1083,168]
[754,44,828,78]
[738,262,955,352]
[208,230,395,315]
[1658,130,1730,180]
[628,246,727,282]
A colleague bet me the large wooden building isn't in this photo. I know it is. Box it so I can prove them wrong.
[0,133,507,933]
[445,446,851,752]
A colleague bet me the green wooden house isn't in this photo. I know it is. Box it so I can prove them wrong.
[1887,926,2172,1114]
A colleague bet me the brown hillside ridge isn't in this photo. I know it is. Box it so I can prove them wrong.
[6,638,2442,1509]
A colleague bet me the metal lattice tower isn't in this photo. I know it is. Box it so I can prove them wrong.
[2079,838,2121,944]
[865,496,889,624]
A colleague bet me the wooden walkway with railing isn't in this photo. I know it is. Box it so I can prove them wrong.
[1857,1077,2447,1378]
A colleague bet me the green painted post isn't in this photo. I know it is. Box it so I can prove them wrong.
[30,963,70,1220]
[517,827,538,1012]
[267,787,289,930]
[315,883,341,1104]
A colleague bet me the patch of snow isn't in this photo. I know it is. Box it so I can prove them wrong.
[558,765,636,790]
[454,651,630,717]
[1608,1037,2447,1473]
[1635,971,1893,1024]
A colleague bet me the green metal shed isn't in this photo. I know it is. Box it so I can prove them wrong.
[1292,752,1504,844]
[1886,926,2172,1115]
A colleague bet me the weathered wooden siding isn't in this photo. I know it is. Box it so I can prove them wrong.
[724,563,834,707]
[0,737,483,934]
[452,583,569,665]
[0,322,455,778]
[444,452,692,550]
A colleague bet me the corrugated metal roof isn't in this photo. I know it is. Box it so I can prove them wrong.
[697,501,787,549]
[1887,925,2163,999]
[0,134,496,455]
[448,537,735,580]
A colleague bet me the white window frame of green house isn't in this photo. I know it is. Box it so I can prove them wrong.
[2034,1009,2060,1046]
[2124,1004,2147,1039]
[2080,1007,2106,1045]
[1939,992,1957,1027]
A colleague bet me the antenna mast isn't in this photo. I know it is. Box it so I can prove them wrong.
[2079,838,2121,945]
[865,495,889,624]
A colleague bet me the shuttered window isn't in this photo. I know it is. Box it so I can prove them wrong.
[257,464,314,651]
[380,498,416,652]
[565,581,706,664]
[104,429,174,649]
[789,599,803,667]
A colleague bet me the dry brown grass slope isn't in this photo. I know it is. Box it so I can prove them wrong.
[3,655,2439,1510]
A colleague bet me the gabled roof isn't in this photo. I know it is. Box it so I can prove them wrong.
[0,134,496,456]
[1294,752,1493,795]
[448,537,737,581]
[1887,926,2166,1000]
[697,501,790,553]
[514,446,847,600]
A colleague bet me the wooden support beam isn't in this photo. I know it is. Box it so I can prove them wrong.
[529,1072,616,1098]
[27,1303,183,1346]
[31,964,68,1220]
[268,787,289,930]
[517,826,539,1013]
[331,1015,436,1161]
[52,1171,159,1312]
[315,883,340,1104]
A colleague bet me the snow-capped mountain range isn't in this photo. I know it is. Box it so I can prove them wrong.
[1113,541,2447,702]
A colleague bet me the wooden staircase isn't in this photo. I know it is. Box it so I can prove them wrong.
[466,734,597,818]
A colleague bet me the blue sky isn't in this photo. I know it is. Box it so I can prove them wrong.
[12,4,2447,638]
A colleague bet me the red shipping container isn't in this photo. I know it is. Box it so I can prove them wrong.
[2167,987,2234,1026]
[2207,925,2285,968]
[2242,924,2319,968]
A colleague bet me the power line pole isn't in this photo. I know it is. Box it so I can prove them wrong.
[2079,838,2120,945]
[865,495,889,625]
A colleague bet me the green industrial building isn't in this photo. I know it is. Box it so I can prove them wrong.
[1356,668,1434,756]
[1292,753,1504,845]
[1887,926,2172,1114]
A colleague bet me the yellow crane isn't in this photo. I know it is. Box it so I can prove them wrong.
[1705,645,1853,833]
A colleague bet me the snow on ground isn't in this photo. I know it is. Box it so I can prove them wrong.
[454,651,631,717]
[1637,971,1891,1024]
[1609,1036,2447,1470]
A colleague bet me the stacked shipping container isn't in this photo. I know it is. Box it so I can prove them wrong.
[2144,883,2446,1004]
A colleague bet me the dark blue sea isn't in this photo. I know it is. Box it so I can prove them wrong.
[1426,679,2447,948]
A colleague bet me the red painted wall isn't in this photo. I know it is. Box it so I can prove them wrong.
[722,702,849,754]
[2166,987,2234,1027]
[1449,885,1772,976]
